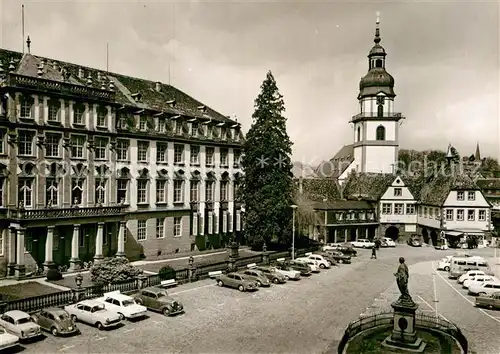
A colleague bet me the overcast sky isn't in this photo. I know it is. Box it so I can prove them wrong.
[1,0,499,165]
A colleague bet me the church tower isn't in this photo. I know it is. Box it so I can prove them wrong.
[351,14,404,174]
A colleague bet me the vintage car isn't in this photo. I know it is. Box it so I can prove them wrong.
[64,300,122,330]
[437,257,452,271]
[302,254,331,269]
[281,260,312,276]
[407,234,422,247]
[475,291,500,310]
[468,281,500,296]
[267,264,302,280]
[215,272,258,292]
[381,237,396,247]
[0,326,19,350]
[351,239,375,249]
[254,266,288,283]
[295,258,320,272]
[134,287,184,316]
[319,250,350,264]
[312,252,338,266]
[31,308,79,336]
[238,269,271,287]
[463,275,498,289]
[96,291,147,320]
[458,270,486,284]
[0,310,42,341]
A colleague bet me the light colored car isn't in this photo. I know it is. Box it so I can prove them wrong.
[351,239,375,248]
[295,258,320,272]
[215,272,258,292]
[96,290,147,320]
[381,238,396,247]
[304,255,331,269]
[31,308,79,336]
[0,326,19,350]
[254,266,289,283]
[463,275,498,289]
[468,281,500,296]
[64,300,122,330]
[437,257,451,271]
[238,269,271,287]
[458,270,486,284]
[0,310,42,340]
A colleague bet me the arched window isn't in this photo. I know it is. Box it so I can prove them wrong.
[375,59,383,68]
[377,104,384,117]
[376,126,386,141]
[357,127,361,142]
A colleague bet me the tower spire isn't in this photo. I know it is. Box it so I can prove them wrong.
[374,11,381,44]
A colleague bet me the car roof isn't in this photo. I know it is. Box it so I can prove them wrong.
[143,287,167,293]
[3,310,29,319]
[103,293,131,301]
[78,299,103,306]
[44,307,68,314]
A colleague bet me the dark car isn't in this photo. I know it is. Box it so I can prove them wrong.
[279,260,312,276]
[254,266,287,284]
[133,287,184,316]
[336,244,358,257]
[31,308,79,336]
[322,250,351,264]
[313,252,339,266]
[408,234,423,247]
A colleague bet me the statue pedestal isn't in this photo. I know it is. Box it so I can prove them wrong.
[382,297,426,352]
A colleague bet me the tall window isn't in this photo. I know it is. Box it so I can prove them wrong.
[174,144,184,164]
[158,118,166,133]
[73,104,85,125]
[446,209,453,221]
[457,209,464,221]
[139,116,147,131]
[479,210,486,221]
[116,140,129,161]
[191,123,198,137]
[234,182,240,200]
[156,218,164,239]
[467,191,475,201]
[156,143,167,163]
[18,131,34,156]
[45,133,61,158]
[220,149,228,166]
[137,180,148,204]
[190,146,200,165]
[117,179,128,204]
[233,150,241,167]
[457,191,464,201]
[95,179,106,204]
[72,179,84,205]
[156,180,167,203]
[19,96,34,119]
[394,203,404,215]
[220,181,228,201]
[190,181,199,202]
[48,101,60,122]
[175,121,182,135]
[18,179,33,208]
[0,178,4,207]
[206,147,214,166]
[173,217,182,237]
[137,141,149,162]
[377,104,383,117]
[46,178,59,206]
[96,107,107,127]
[0,131,4,154]
[71,135,85,158]
[95,138,107,160]
[376,126,385,141]
[405,204,415,215]
[137,220,147,241]
[173,180,184,203]
[467,209,475,221]
[205,181,214,202]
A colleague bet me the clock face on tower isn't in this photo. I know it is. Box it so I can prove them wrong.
[377,96,385,105]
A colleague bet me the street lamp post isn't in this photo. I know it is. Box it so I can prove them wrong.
[291,204,298,260]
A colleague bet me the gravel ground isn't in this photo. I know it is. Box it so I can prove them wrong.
[18,245,498,354]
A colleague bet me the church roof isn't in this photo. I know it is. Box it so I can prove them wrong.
[420,174,479,206]
[315,145,354,178]
[342,172,395,201]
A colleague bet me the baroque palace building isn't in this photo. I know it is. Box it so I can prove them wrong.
[0,44,244,277]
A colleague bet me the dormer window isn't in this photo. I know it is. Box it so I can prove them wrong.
[467,191,475,201]
[394,188,402,197]
[457,191,465,201]
[175,121,182,135]
[191,123,198,137]
[158,118,166,133]
[139,116,147,131]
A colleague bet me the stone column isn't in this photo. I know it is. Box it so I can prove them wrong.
[7,228,16,276]
[94,222,104,262]
[366,228,369,238]
[44,226,55,270]
[15,228,26,277]
[333,229,337,244]
[69,225,80,271]
[355,228,359,241]
[344,229,348,243]
[116,221,126,257]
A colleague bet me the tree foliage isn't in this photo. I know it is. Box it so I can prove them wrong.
[241,71,294,247]
[90,257,143,285]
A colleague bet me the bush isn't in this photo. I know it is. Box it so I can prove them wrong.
[90,257,143,285]
[46,269,63,281]
[158,266,176,281]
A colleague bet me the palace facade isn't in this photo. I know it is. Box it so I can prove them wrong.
[0,47,244,276]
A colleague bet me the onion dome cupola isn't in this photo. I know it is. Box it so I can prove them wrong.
[358,14,396,99]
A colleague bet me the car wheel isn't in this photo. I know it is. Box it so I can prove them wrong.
[444,266,450,271]
[162,307,170,316]
[71,315,77,322]
[273,278,279,284]
[135,298,143,305]
[217,280,224,287]
[319,264,325,269]
[96,322,104,330]
[51,327,58,336]
[479,292,487,296]
[238,285,245,292]
[284,275,289,280]
[118,313,125,321]
[256,281,262,287]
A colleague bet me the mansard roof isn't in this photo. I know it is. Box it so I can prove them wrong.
[342,172,395,201]
[420,174,479,206]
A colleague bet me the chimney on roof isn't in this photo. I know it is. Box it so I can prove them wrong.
[78,67,84,79]
[8,59,15,72]
[108,80,115,91]
[155,82,162,92]
[197,105,206,113]
[40,59,45,71]
[131,93,142,102]
[97,72,102,82]
[100,80,106,90]
[37,64,43,77]
[52,61,58,71]
[167,99,175,107]
[86,74,93,86]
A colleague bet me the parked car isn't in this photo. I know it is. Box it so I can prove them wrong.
[321,250,351,264]
[476,291,500,310]
[351,239,375,248]
[254,266,288,283]
[96,291,147,320]
[238,269,271,287]
[381,237,396,247]
[303,254,331,269]
[458,270,486,284]
[336,244,358,257]
[270,264,302,280]
[64,300,122,330]
[215,272,258,292]
[134,287,184,316]
[31,308,79,336]
[295,258,320,272]
[313,252,338,266]
[437,257,452,271]
[0,310,42,340]
[407,234,422,247]
[282,260,312,276]
[463,275,498,289]
[0,326,19,350]
[468,281,500,296]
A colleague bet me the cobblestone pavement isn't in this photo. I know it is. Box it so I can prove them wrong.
[17,246,499,353]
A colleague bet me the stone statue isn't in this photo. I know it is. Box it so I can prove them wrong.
[394,257,412,303]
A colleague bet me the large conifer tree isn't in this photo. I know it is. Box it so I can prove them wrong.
[241,71,294,248]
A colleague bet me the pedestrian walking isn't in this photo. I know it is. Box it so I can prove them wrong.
[371,245,377,259]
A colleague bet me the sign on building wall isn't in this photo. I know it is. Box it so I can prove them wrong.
[405,224,417,232]
[236,210,241,231]
[193,214,198,236]
[228,212,233,232]
[208,212,213,234]
[222,211,228,233]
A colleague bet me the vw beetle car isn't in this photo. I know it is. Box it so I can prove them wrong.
[31,308,79,336]
[254,266,288,283]
[134,287,184,316]
[238,269,271,287]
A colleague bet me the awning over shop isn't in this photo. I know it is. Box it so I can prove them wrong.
[445,231,463,237]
